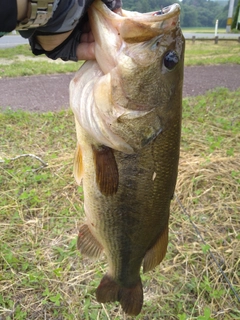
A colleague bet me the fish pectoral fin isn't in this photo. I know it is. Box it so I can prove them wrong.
[143,224,169,273]
[96,274,143,316]
[73,142,83,185]
[77,224,103,259]
[92,145,119,196]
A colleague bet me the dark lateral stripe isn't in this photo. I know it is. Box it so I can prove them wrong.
[92,145,119,196]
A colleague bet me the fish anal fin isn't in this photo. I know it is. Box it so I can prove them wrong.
[143,224,169,273]
[92,145,119,196]
[96,274,143,316]
[77,224,103,259]
[73,143,83,185]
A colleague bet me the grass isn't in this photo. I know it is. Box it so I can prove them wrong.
[0,45,81,77]
[0,60,82,77]
[182,28,227,33]
[0,88,239,319]
[0,40,240,78]
[184,41,240,66]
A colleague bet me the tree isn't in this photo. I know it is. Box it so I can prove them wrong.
[122,0,224,28]
[181,4,198,27]
[232,0,240,29]
[123,0,179,11]
[216,2,228,27]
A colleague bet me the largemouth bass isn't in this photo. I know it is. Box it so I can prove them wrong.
[70,0,185,315]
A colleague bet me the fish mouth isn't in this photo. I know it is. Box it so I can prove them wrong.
[90,1,181,24]
[88,1,181,72]
[121,4,181,23]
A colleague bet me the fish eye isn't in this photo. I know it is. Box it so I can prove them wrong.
[163,51,179,70]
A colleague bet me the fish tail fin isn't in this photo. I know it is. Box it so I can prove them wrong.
[96,274,143,316]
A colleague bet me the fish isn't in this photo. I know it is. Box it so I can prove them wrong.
[69,0,185,316]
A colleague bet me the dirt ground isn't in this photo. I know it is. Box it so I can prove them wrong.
[0,64,240,112]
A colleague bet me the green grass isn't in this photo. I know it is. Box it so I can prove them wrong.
[182,27,227,33]
[182,27,240,34]
[0,88,239,319]
[0,40,240,78]
[184,41,240,66]
[0,45,81,77]
[0,60,82,77]
[0,44,33,59]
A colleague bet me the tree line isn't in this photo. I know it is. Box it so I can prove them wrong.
[122,0,238,28]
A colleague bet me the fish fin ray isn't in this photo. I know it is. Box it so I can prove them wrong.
[96,274,143,316]
[143,224,169,273]
[77,224,103,259]
[118,278,143,316]
[92,145,119,196]
[73,143,83,185]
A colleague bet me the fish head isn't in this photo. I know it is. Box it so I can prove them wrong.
[71,1,185,153]
[88,1,185,113]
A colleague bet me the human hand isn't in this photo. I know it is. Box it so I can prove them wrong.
[76,8,122,61]
[77,30,95,60]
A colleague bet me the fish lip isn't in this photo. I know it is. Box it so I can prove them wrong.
[152,4,181,19]
[90,1,182,51]
[126,4,181,22]
[91,1,181,25]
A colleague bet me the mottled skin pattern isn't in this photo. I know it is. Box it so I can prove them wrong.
[70,1,185,315]
[81,63,183,286]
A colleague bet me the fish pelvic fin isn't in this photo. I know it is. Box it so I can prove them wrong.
[96,274,143,316]
[92,145,119,196]
[77,224,103,259]
[143,224,169,273]
[73,142,83,185]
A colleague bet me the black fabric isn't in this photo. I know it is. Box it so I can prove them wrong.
[20,0,94,39]
[1,0,122,59]
[29,24,83,61]
[0,0,17,32]
[28,0,122,61]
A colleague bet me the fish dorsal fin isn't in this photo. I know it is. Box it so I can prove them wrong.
[92,145,119,196]
[143,224,169,273]
[73,142,83,185]
[77,224,103,259]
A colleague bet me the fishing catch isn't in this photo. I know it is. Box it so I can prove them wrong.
[70,0,185,315]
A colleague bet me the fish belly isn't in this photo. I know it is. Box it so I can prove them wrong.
[76,117,180,315]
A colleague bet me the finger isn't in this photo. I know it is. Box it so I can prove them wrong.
[80,31,95,43]
[76,42,95,60]
[82,21,91,33]
[113,7,122,14]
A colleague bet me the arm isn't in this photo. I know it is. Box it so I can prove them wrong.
[0,0,52,32]
[0,0,17,32]
[24,0,122,61]
[17,0,28,21]
[1,0,122,61]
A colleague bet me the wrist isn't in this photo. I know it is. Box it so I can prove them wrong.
[16,0,54,30]
[17,0,29,21]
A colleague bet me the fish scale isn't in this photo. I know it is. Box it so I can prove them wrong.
[70,0,185,315]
